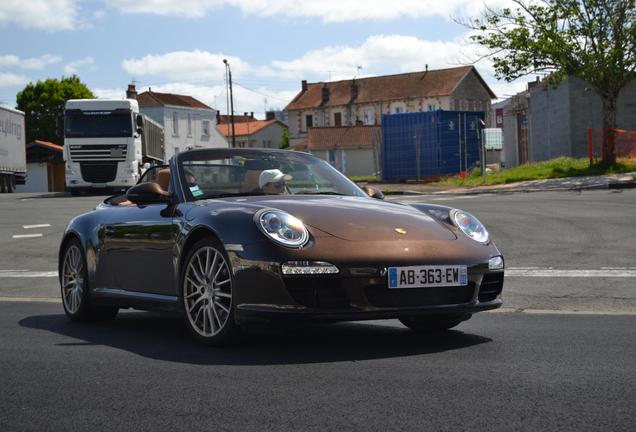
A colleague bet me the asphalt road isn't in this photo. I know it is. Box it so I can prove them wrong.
[1,301,634,432]
[2,189,635,312]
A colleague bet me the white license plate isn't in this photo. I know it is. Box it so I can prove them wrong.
[388,265,468,289]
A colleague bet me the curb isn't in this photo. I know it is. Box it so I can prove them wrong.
[383,179,636,196]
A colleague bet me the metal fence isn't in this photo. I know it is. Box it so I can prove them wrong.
[587,128,636,165]
[381,111,484,181]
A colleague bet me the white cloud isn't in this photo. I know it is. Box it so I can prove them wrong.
[64,57,96,75]
[105,0,512,22]
[0,72,29,88]
[94,87,126,100]
[0,54,62,70]
[0,0,77,30]
[122,50,252,81]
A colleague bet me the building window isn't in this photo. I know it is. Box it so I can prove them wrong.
[202,120,210,136]
[174,146,180,154]
[334,112,342,127]
[363,109,374,125]
[172,112,179,136]
[305,114,313,130]
[187,113,192,136]
[428,104,436,111]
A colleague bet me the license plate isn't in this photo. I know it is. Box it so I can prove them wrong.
[388,265,468,289]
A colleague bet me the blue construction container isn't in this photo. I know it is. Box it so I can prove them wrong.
[382,110,484,181]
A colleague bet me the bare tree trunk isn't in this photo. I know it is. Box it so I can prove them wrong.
[601,95,618,165]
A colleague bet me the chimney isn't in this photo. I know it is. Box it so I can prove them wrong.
[351,81,358,102]
[244,112,248,117]
[250,112,254,118]
[321,85,330,104]
[265,111,275,121]
[126,83,137,100]
[301,80,308,92]
[216,112,221,123]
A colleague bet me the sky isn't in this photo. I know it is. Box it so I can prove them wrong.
[0,0,531,118]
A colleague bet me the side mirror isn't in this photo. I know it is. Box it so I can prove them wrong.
[362,185,385,200]
[126,182,171,204]
[136,114,144,128]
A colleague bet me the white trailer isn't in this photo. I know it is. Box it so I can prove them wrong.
[64,99,164,194]
[0,106,26,193]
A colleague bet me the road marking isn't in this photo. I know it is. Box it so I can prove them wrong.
[11,233,43,239]
[23,224,51,229]
[0,297,61,303]
[0,270,57,278]
[507,267,636,278]
[489,308,636,316]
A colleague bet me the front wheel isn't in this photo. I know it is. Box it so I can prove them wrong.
[399,314,471,333]
[180,238,239,345]
[60,238,118,321]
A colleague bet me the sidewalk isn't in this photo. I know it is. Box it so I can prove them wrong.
[375,172,636,195]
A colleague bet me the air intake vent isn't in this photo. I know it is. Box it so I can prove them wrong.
[80,162,118,183]
[69,144,128,161]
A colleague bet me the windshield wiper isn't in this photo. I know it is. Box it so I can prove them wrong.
[295,191,348,196]
[198,192,265,200]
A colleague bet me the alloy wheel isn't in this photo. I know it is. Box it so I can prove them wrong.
[61,244,85,314]
[183,246,233,337]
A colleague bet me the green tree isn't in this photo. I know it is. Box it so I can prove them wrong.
[16,76,95,144]
[278,127,290,149]
[464,0,636,164]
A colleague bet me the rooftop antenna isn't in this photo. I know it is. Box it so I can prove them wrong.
[327,70,335,81]
[355,65,363,78]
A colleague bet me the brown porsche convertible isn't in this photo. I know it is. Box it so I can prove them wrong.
[59,148,504,345]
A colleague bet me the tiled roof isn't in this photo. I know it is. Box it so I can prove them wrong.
[137,91,212,109]
[286,66,495,110]
[29,140,63,152]
[306,126,381,150]
[216,119,286,137]
[217,114,257,124]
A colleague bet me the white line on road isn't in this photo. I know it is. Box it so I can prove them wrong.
[506,267,636,278]
[22,224,51,229]
[0,270,57,278]
[11,233,43,239]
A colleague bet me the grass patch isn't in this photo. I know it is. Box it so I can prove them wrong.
[436,157,636,187]
[349,175,379,182]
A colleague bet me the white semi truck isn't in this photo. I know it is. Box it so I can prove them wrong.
[64,99,164,194]
[0,106,26,193]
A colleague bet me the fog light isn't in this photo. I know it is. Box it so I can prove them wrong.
[489,256,504,270]
[281,261,339,275]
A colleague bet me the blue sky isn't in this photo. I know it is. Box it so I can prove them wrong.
[0,0,527,117]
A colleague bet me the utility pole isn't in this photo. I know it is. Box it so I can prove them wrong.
[223,59,236,148]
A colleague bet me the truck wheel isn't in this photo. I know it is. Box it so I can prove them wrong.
[0,175,7,193]
[70,188,81,196]
[8,175,15,193]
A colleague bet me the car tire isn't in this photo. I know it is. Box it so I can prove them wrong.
[60,238,119,322]
[399,314,471,333]
[180,237,240,346]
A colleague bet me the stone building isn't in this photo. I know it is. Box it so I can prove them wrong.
[285,66,496,147]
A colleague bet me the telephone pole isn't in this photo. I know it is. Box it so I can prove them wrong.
[223,59,236,147]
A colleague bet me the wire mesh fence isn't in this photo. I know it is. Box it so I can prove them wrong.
[588,128,636,165]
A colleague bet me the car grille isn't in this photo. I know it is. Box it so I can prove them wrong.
[80,162,118,183]
[69,144,128,161]
[284,277,476,309]
[478,272,504,302]
[365,283,475,308]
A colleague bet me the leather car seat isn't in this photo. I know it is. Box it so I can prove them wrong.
[156,168,171,192]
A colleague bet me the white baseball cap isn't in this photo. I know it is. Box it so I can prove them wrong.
[259,169,293,188]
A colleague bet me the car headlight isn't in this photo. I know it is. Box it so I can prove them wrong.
[255,209,309,248]
[451,209,489,244]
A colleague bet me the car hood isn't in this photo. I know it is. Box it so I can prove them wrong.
[211,195,456,241]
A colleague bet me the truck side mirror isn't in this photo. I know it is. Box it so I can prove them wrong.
[136,114,144,133]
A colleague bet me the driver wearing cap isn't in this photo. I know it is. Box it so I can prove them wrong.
[259,169,292,194]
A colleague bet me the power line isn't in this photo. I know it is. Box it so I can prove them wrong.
[232,81,292,103]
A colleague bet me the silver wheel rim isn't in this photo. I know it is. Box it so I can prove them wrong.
[184,246,232,337]
[61,245,84,314]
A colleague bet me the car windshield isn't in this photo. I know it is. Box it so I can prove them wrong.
[177,149,367,201]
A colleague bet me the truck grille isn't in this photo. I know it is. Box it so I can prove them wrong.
[80,162,118,183]
[69,144,128,161]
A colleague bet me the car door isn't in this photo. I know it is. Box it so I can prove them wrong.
[99,166,179,296]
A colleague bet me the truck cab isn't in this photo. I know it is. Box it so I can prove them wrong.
[64,99,163,194]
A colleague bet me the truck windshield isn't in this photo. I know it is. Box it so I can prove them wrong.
[65,110,133,138]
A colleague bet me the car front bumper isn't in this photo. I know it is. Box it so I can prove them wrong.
[228,246,504,323]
